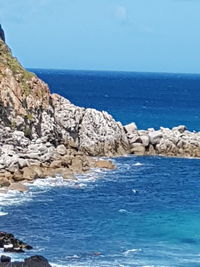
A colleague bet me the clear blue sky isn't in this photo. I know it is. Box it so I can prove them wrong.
[1,0,200,73]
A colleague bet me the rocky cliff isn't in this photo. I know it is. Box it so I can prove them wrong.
[0,39,129,155]
[0,38,130,187]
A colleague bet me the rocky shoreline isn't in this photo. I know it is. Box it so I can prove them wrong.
[0,26,199,187]
[125,123,200,158]
[1,25,200,265]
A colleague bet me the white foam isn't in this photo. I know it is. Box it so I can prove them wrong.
[0,211,8,216]
[28,177,69,188]
[0,190,33,207]
[134,162,143,166]
[0,167,107,210]
[132,189,138,194]
[123,248,142,256]
[4,244,13,248]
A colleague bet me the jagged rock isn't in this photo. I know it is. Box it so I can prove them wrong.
[22,167,39,181]
[94,160,116,169]
[129,134,142,144]
[52,94,129,156]
[140,135,150,147]
[18,158,29,168]
[172,125,187,133]
[8,183,28,192]
[148,131,163,145]
[0,177,11,187]
[130,143,146,155]
[48,168,75,179]
[124,122,137,134]
[0,232,32,252]
[0,171,13,180]
[0,37,130,162]
[56,144,67,156]
[49,160,63,168]
[70,156,85,172]
[148,144,156,155]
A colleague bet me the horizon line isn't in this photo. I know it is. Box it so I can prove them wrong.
[27,67,200,77]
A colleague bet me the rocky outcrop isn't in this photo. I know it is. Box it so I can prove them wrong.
[0,255,51,267]
[51,94,129,156]
[0,39,129,154]
[0,232,32,253]
[0,37,129,188]
[125,123,200,158]
[0,233,51,266]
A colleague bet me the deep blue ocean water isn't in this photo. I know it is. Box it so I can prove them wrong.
[1,70,200,267]
[33,70,200,131]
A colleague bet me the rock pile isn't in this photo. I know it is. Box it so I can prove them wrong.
[0,255,51,267]
[0,232,32,253]
[125,123,200,157]
[0,128,116,187]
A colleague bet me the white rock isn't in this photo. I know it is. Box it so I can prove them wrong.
[140,135,150,147]
[148,131,163,145]
[124,123,137,134]
[56,144,67,156]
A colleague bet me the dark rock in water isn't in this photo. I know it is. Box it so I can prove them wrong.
[4,247,24,253]
[0,255,11,262]
[0,255,52,267]
[0,25,5,42]
[24,255,52,267]
[0,232,32,252]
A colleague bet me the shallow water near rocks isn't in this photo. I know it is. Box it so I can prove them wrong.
[1,156,200,266]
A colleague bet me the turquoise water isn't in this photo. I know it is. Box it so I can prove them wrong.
[1,71,200,266]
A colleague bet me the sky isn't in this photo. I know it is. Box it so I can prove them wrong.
[0,0,200,73]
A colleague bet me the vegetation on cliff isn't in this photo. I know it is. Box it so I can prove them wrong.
[0,40,34,95]
[0,39,51,137]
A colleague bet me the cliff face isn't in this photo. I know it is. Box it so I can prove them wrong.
[0,39,54,140]
[0,39,130,156]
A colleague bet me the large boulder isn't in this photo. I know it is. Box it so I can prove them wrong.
[130,143,146,155]
[52,94,130,156]
[8,183,28,192]
[124,122,137,134]
[94,160,116,169]
[24,255,51,267]
[148,131,163,145]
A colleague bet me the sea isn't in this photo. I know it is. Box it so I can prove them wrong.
[1,70,200,267]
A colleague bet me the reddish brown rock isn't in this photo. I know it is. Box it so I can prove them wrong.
[94,160,116,170]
